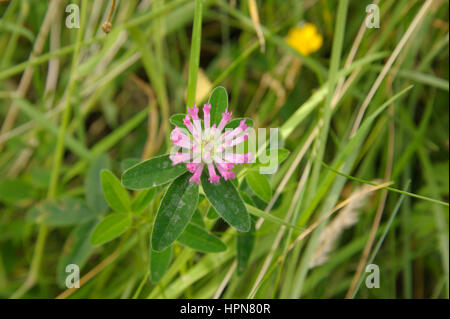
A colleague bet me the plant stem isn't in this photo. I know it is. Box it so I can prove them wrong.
[186,0,204,108]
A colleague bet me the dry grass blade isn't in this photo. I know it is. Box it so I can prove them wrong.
[284,181,392,257]
[248,161,312,298]
[350,0,433,137]
[309,181,380,268]
[0,0,61,151]
[248,0,265,53]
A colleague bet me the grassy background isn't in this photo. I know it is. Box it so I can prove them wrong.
[0,0,448,299]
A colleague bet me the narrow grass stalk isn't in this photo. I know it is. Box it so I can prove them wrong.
[348,182,410,298]
[306,0,348,210]
[350,0,433,136]
[322,162,449,207]
[186,0,204,108]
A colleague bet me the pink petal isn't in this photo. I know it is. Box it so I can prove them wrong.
[203,104,211,131]
[222,119,248,141]
[187,105,199,121]
[238,119,248,131]
[186,162,199,173]
[216,165,236,181]
[210,123,217,136]
[216,162,234,171]
[217,109,232,133]
[183,115,194,133]
[189,164,203,184]
[169,152,192,165]
[224,133,248,148]
[224,152,253,164]
[189,105,202,134]
[207,164,220,184]
[171,127,193,148]
[183,115,200,140]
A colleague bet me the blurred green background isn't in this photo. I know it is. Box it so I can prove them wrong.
[0,0,448,299]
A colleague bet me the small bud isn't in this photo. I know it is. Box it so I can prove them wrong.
[102,21,112,33]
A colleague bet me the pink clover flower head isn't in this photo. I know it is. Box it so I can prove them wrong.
[169,104,253,184]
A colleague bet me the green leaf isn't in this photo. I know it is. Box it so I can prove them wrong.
[101,169,131,213]
[120,158,140,172]
[237,219,256,275]
[191,209,205,227]
[208,86,228,125]
[206,205,219,219]
[29,167,51,189]
[122,154,187,190]
[131,188,156,214]
[246,203,302,230]
[0,179,36,204]
[240,178,268,210]
[201,174,251,232]
[85,154,110,214]
[57,220,97,287]
[239,189,256,206]
[177,223,227,253]
[225,117,254,130]
[230,177,239,188]
[253,148,290,170]
[169,113,187,129]
[170,113,204,131]
[151,173,199,251]
[90,213,132,246]
[150,245,173,284]
[26,198,99,227]
[245,171,272,202]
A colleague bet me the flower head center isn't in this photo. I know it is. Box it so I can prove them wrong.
[169,104,253,184]
[200,131,219,163]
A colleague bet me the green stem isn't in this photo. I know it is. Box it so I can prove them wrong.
[186,0,204,108]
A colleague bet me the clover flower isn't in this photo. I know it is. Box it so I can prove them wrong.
[169,105,253,184]
[286,23,323,56]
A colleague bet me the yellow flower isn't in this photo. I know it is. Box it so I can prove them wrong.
[286,23,323,56]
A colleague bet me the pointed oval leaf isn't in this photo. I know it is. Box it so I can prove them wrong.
[208,86,228,125]
[242,194,256,206]
[201,174,251,232]
[150,245,173,284]
[101,169,131,213]
[206,205,219,219]
[191,209,205,228]
[122,154,187,190]
[120,158,140,172]
[177,223,227,253]
[237,219,256,275]
[245,171,272,202]
[151,173,199,251]
[169,113,187,129]
[277,148,290,163]
[90,213,132,246]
